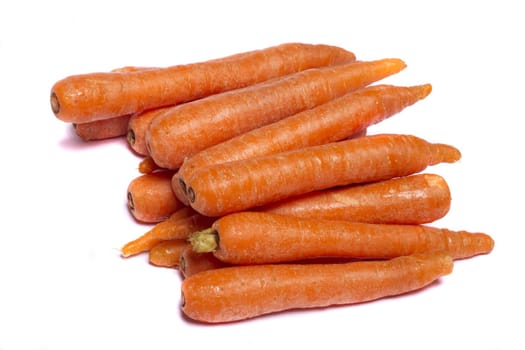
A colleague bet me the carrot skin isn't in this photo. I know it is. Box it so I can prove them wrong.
[179,246,229,279]
[149,239,189,267]
[181,252,454,323]
[186,134,461,217]
[147,58,406,170]
[260,173,451,224]
[73,114,131,141]
[51,43,356,123]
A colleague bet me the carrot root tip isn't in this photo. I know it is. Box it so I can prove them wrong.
[50,92,60,114]
[188,228,218,253]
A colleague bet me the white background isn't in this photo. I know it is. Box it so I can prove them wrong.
[1,1,523,349]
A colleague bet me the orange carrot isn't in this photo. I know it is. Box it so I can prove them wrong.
[73,114,131,141]
[147,58,406,170]
[189,211,494,264]
[127,171,183,223]
[127,106,174,156]
[179,245,229,278]
[185,133,461,217]
[111,66,159,73]
[181,252,454,323]
[50,43,356,123]
[137,156,161,174]
[175,83,431,203]
[149,239,189,268]
[260,173,451,224]
[120,208,214,257]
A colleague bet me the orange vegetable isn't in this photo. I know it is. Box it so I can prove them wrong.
[50,43,356,123]
[73,114,131,141]
[185,133,461,217]
[179,246,229,278]
[189,211,494,264]
[181,252,454,323]
[127,106,173,156]
[137,156,161,174]
[126,171,183,223]
[148,239,189,268]
[175,83,431,204]
[147,58,406,170]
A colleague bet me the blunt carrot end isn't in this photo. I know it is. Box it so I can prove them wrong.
[188,228,218,253]
[127,191,135,211]
[50,92,60,115]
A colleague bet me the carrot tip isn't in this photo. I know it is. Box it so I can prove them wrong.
[127,129,136,146]
[50,92,60,114]
[127,191,135,211]
[187,186,196,203]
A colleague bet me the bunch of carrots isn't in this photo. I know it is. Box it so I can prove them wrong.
[51,42,494,324]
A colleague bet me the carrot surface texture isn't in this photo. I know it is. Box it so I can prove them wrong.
[73,114,131,141]
[147,58,406,170]
[185,133,461,217]
[181,252,454,323]
[189,212,494,264]
[148,239,189,268]
[50,43,356,123]
[174,83,431,204]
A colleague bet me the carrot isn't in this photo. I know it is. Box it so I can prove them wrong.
[175,83,431,202]
[179,245,229,278]
[147,58,406,170]
[120,208,214,257]
[50,43,356,123]
[149,239,189,268]
[127,171,183,223]
[181,252,454,323]
[260,173,452,224]
[111,66,159,73]
[189,211,494,264]
[185,133,461,217]
[127,106,174,156]
[72,114,131,141]
[137,156,161,174]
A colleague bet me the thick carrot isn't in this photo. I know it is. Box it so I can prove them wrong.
[147,58,406,170]
[179,246,229,279]
[175,83,431,202]
[149,239,189,268]
[127,106,174,156]
[127,171,183,223]
[185,133,461,217]
[120,208,214,257]
[260,173,452,224]
[73,114,131,141]
[50,43,356,123]
[181,252,454,323]
[189,212,494,264]
[137,156,161,174]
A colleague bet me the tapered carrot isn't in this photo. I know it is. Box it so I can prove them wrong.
[50,43,356,123]
[189,212,494,264]
[179,246,229,278]
[260,173,452,224]
[127,106,174,156]
[137,156,161,174]
[175,83,431,203]
[120,208,214,257]
[147,58,406,170]
[185,133,461,217]
[181,252,453,323]
[73,114,131,141]
[149,239,189,268]
[127,171,183,223]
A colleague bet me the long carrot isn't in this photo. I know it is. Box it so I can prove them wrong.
[185,133,461,217]
[181,252,454,323]
[179,246,229,279]
[148,239,189,268]
[73,114,131,141]
[174,83,431,203]
[127,171,183,223]
[260,173,452,224]
[147,58,406,170]
[50,43,356,123]
[189,211,494,264]
[127,106,174,156]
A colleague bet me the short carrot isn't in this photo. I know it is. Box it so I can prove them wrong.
[148,239,189,268]
[127,106,174,156]
[175,83,431,202]
[181,252,454,323]
[73,114,131,141]
[179,245,229,279]
[260,173,452,224]
[127,171,183,223]
[147,58,406,170]
[50,43,356,123]
[120,208,214,257]
[189,211,494,264]
[185,133,461,217]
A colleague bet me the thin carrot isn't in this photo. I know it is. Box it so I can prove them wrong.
[50,43,356,123]
[148,239,189,268]
[137,156,161,174]
[120,209,214,257]
[147,58,406,170]
[127,106,174,156]
[175,83,431,202]
[179,245,229,279]
[260,173,452,224]
[181,252,454,323]
[73,114,131,141]
[189,211,494,264]
[185,133,461,217]
[127,171,183,223]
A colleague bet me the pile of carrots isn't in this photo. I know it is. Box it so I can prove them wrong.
[51,42,494,324]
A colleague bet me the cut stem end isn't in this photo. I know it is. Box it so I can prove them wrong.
[188,228,218,253]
